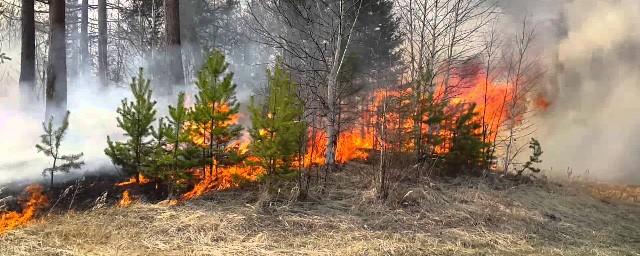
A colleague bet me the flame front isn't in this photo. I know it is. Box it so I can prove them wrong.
[117,71,520,200]
[0,185,49,234]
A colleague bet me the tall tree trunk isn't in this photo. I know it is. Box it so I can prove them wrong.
[98,0,108,86]
[46,0,67,119]
[67,0,79,77]
[19,0,36,105]
[165,0,184,87]
[180,0,201,81]
[80,0,89,74]
[325,76,339,172]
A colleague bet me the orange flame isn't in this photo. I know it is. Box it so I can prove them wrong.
[118,190,134,207]
[116,175,151,187]
[188,103,239,147]
[300,71,515,161]
[176,69,518,199]
[0,185,49,234]
[535,94,551,111]
[181,164,262,200]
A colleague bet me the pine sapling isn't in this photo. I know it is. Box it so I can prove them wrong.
[249,61,306,178]
[516,138,543,176]
[249,63,306,178]
[148,93,198,197]
[190,51,242,177]
[36,111,85,188]
[105,68,157,183]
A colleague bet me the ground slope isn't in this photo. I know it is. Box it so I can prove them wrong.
[1,166,639,256]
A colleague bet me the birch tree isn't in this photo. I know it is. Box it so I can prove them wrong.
[248,0,364,171]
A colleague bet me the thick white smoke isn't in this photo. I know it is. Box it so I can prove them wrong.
[499,0,640,184]
[0,76,126,185]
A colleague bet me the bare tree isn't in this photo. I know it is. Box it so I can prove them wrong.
[499,17,542,175]
[248,0,364,172]
[480,21,500,165]
[397,0,495,167]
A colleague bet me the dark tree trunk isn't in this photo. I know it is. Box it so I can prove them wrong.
[67,0,79,77]
[165,0,184,87]
[19,0,36,105]
[45,0,67,119]
[98,0,108,86]
[80,0,89,73]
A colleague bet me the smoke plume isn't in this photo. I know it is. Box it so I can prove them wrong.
[500,0,640,183]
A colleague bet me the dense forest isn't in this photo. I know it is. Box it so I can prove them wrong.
[0,1,639,254]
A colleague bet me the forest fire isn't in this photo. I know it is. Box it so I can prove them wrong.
[307,73,516,160]
[111,69,520,201]
[0,185,49,234]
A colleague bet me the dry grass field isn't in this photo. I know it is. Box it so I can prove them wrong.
[1,165,639,256]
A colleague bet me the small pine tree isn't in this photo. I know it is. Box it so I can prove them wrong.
[443,104,490,176]
[249,61,306,178]
[190,50,242,176]
[36,111,85,188]
[105,68,157,183]
[147,93,199,196]
[516,138,543,176]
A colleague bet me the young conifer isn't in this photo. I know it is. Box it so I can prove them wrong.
[36,111,85,188]
[148,93,198,196]
[105,68,157,183]
[443,104,490,176]
[516,138,543,176]
[190,51,242,176]
[249,61,305,177]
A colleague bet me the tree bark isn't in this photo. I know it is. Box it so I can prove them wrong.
[180,0,201,79]
[80,0,89,73]
[19,0,36,105]
[46,0,67,119]
[98,0,108,86]
[325,76,339,171]
[165,0,184,87]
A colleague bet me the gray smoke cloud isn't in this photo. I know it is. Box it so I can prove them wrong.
[498,0,640,184]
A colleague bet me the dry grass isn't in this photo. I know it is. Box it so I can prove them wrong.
[1,165,639,256]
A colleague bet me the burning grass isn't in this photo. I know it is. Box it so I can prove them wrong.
[0,165,638,255]
[0,185,48,234]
